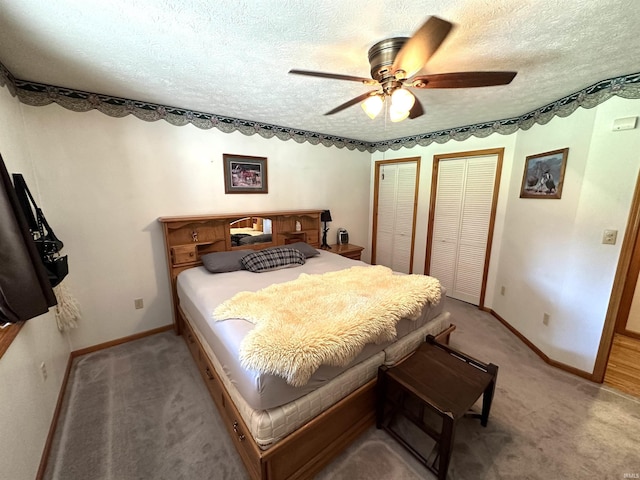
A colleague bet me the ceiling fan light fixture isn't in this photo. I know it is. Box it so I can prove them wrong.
[361,94,384,119]
[389,105,410,123]
[390,88,415,112]
[290,16,516,124]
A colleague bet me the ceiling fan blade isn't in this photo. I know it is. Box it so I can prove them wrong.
[325,91,379,115]
[289,69,376,85]
[391,16,453,79]
[408,96,424,119]
[410,71,517,89]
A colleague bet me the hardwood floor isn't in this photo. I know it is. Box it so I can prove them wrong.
[604,334,640,397]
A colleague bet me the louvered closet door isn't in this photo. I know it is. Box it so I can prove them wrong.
[430,159,465,297]
[374,161,418,274]
[375,164,397,269]
[430,155,497,304]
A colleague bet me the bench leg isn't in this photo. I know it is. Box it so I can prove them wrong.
[480,363,498,427]
[438,414,456,480]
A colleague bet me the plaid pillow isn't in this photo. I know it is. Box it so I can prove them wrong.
[241,247,306,273]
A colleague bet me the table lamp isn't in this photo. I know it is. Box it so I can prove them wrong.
[320,210,332,249]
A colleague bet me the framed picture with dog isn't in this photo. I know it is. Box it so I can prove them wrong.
[520,148,569,199]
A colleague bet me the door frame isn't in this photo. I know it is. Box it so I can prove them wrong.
[371,157,420,272]
[424,148,504,308]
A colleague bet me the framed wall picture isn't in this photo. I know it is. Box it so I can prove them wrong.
[520,148,569,199]
[223,154,268,194]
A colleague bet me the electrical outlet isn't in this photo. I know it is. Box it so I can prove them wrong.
[602,229,618,245]
[500,286,506,296]
[134,298,144,309]
[543,313,550,326]
[40,362,48,381]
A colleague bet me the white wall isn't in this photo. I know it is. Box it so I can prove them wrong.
[492,98,640,372]
[370,98,640,374]
[0,86,72,480]
[18,104,372,350]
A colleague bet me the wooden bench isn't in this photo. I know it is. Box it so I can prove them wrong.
[376,335,498,479]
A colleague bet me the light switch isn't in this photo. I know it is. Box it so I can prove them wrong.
[602,229,618,245]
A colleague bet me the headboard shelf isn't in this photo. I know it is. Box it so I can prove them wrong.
[159,209,323,223]
[159,209,324,333]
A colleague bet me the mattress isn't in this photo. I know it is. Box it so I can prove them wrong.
[185,305,451,450]
[177,250,446,411]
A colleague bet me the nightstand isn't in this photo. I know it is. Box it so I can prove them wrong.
[328,243,364,261]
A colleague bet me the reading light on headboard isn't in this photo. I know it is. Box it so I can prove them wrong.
[321,210,332,250]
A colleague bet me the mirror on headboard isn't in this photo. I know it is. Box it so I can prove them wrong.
[229,216,273,247]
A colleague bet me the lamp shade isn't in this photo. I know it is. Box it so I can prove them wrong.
[321,210,332,222]
[361,95,383,119]
[391,88,415,111]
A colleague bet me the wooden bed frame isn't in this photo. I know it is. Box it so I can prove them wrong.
[158,210,455,479]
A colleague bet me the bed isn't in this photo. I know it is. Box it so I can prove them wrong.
[158,210,454,480]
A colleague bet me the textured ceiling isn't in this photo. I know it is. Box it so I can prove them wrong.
[0,0,639,143]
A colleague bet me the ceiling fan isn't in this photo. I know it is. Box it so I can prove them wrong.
[289,16,517,122]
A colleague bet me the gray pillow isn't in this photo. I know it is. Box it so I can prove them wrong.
[241,247,306,273]
[269,242,319,258]
[201,250,252,273]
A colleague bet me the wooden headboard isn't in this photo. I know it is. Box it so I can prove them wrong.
[158,210,323,333]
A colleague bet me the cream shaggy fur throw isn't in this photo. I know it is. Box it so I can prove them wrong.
[213,265,441,387]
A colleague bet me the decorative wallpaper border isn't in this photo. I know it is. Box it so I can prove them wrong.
[1,61,639,153]
[0,62,17,98]
[370,73,640,152]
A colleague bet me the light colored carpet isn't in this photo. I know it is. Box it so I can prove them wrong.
[44,330,248,480]
[45,299,640,479]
